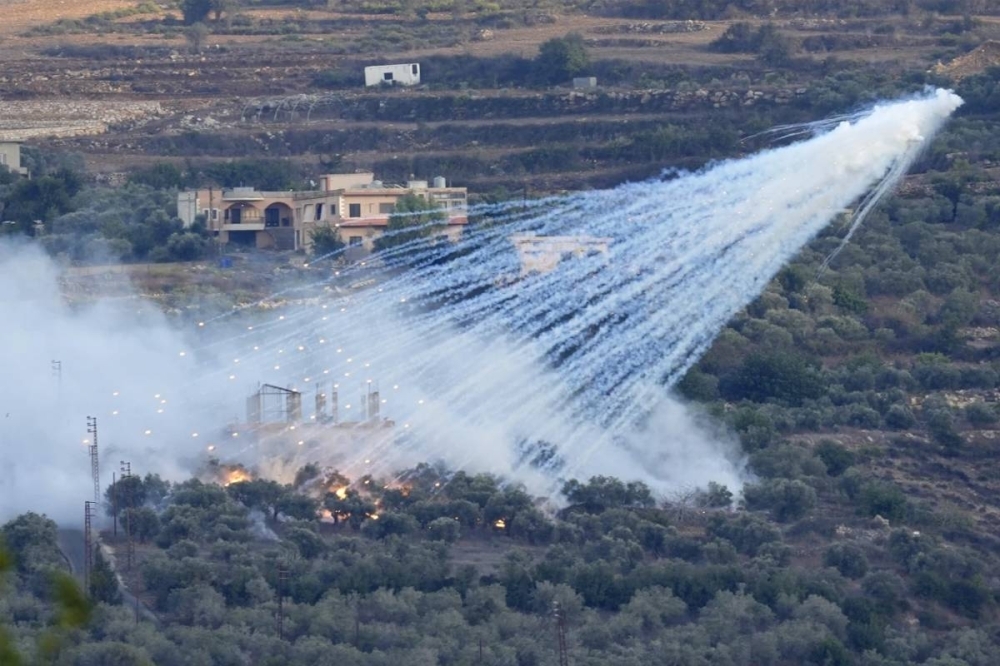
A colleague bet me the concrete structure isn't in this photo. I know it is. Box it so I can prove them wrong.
[510,233,611,276]
[178,172,467,254]
[0,142,29,176]
[572,77,597,89]
[364,63,421,87]
[247,384,303,427]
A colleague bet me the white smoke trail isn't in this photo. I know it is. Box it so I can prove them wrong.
[0,89,961,520]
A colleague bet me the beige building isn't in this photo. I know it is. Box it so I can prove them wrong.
[0,142,29,176]
[510,234,611,276]
[177,172,467,255]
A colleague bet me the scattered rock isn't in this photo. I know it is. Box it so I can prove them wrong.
[0,100,162,141]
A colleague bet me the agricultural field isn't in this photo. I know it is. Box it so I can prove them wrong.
[1,0,996,193]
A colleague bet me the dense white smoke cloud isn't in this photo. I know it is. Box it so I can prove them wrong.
[0,243,201,522]
[0,89,962,522]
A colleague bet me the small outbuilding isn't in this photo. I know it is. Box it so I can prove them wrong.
[364,63,421,87]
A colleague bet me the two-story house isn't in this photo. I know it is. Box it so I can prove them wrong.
[177,173,468,255]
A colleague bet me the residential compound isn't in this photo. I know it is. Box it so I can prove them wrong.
[177,172,467,255]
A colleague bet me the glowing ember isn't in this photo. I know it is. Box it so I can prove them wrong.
[223,469,252,486]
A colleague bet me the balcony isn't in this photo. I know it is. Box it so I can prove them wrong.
[222,222,266,232]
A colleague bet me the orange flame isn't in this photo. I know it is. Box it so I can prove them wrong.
[223,469,252,486]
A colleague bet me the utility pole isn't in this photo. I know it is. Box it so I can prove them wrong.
[86,416,100,504]
[112,472,117,538]
[119,461,134,571]
[553,602,568,666]
[84,501,96,595]
[276,564,289,640]
[120,460,140,625]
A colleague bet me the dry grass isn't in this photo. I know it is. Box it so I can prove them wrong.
[0,0,138,36]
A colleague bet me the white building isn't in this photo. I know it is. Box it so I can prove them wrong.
[364,63,421,87]
[0,142,29,176]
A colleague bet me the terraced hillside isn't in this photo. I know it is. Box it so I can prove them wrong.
[2,1,998,195]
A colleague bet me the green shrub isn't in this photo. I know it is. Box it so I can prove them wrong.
[965,402,998,426]
[824,544,869,579]
[426,517,461,543]
[744,479,817,523]
[706,514,782,557]
[816,440,855,476]
[884,405,916,429]
[857,482,908,522]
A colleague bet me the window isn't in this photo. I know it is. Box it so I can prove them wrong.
[411,64,418,75]
[315,204,323,220]
[349,236,363,246]
[383,72,393,81]
[379,203,395,215]
[211,209,219,220]
[330,205,337,216]
[349,203,361,218]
